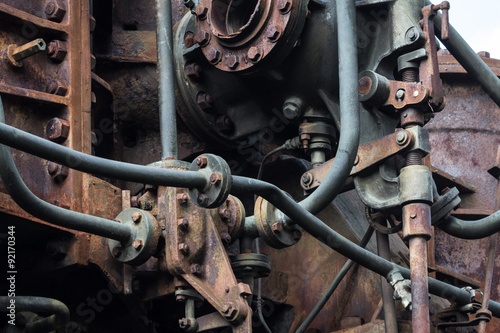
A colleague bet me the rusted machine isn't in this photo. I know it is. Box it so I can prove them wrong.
[0,0,499,332]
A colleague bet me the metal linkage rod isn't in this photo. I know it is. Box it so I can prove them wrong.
[230,176,500,318]
[155,0,178,159]
[297,0,360,216]
[425,0,500,108]
[0,296,70,333]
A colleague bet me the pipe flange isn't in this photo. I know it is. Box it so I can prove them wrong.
[188,154,231,208]
[108,208,160,266]
[231,253,271,279]
[254,196,303,249]
[195,0,308,73]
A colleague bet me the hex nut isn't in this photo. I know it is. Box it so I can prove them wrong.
[185,63,202,81]
[266,26,281,42]
[215,115,235,134]
[46,117,70,143]
[47,80,68,96]
[47,40,68,62]
[195,30,210,46]
[277,0,292,13]
[195,4,208,20]
[132,212,142,224]
[206,47,222,64]
[292,229,302,241]
[47,162,69,183]
[210,172,222,185]
[179,243,190,255]
[177,193,189,204]
[196,156,208,168]
[45,1,67,22]
[272,222,283,233]
[248,46,262,63]
[196,92,215,111]
[226,54,239,70]
[133,239,144,251]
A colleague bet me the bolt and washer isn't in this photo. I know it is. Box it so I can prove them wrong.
[396,131,409,146]
[396,89,406,102]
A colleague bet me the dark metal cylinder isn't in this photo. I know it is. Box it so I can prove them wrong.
[409,236,431,333]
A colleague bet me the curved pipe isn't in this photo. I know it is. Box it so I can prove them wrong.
[230,176,500,318]
[155,0,178,159]
[0,99,133,243]
[0,296,70,333]
[298,0,360,215]
[438,212,500,239]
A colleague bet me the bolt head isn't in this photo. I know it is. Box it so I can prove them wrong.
[185,63,202,80]
[178,218,189,230]
[222,233,232,244]
[46,117,70,143]
[179,243,190,254]
[47,162,68,183]
[45,1,66,22]
[132,212,142,223]
[196,156,208,168]
[248,46,262,62]
[206,47,222,64]
[219,208,231,220]
[210,172,222,185]
[195,4,208,19]
[196,92,214,111]
[283,102,300,120]
[215,115,235,134]
[266,26,281,42]
[47,80,68,96]
[396,131,409,145]
[133,239,144,251]
[112,246,122,257]
[292,229,302,241]
[271,222,283,233]
[277,0,292,13]
[302,173,313,186]
[226,54,239,70]
[197,194,209,206]
[47,40,68,62]
[195,30,210,46]
[396,89,406,102]
[177,193,189,204]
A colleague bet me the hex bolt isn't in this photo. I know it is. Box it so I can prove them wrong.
[226,54,239,70]
[272,222,283,233]
[396,89,406,102]
[195,4,208,20]
[222,233,232,244]
[177,193,189,204]
[195,30,210,46]
[196,92,215,111]
[190,264,202,275]
[179,243,190,255]
[133,239,144,251]
[247,46,262,63]
[396,131,409,146]
[222,302,237,319]
[282,101,301,120]
[196,156,208,168]
[215,115,235,134]
[111,246,123,257]
[7,39,46,67]
[178,218,189,230]
[132,212,142,224]
[47,80,68,96]
[219,208,231,220]
[302,173,313,186]
[407,27,418,42]
[266,26,281,42]
[185,63,202,81]
[47,162,68,183]
[46,40,68,62]
[277,0,292,13]
[210,172,222,185]
[45,1,67,22]
[46,117,70,143]
[206,47,222,64]
[197,194,209,206]
[292,229,303,241]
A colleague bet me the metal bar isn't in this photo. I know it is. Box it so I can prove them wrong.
[230,176,500,318]
[0,123,207,189]
[155,0,178,159]
[377,230,399,333]
[409,236,430,333]
[296,0,360,215]
[0,296,69,333]
[478,235,497,333]
[296,226,374,333]
[426,0,500,108]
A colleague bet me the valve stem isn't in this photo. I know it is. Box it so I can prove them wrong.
[7,38,47,67]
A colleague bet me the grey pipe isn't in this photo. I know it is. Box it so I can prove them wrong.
[0,296,70,333]
[426,0,500,107]
[438,212,500,239]
[298,0,360,215]
[230,176,500,318]
[0,98,133,243]
[295,226,374,333]
[155,0,178,159]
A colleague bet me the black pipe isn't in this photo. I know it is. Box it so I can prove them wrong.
[0,123,207,189]
[230,176,500,318]
[298,0,360,216]
[155,0,178,159]
[0,296,70,333]
[425,0,500,108]
[0,98,133,243]
[438,213,500,239]
[296,226,374,333]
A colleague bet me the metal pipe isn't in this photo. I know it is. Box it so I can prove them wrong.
[0,123,207,189]
[0,296,70,333]
[478,235,497,333]
[377,230,399,333]
[155,0,178,159]
[296,226,374,333]
[297,0,360,216]
[230,176,500,318]
[438,213,500,239]
[0,98,133,242]
[425,0,500,108]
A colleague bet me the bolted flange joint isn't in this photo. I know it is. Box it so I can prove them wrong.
[188,154,231,208]
[108,208,160,266]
